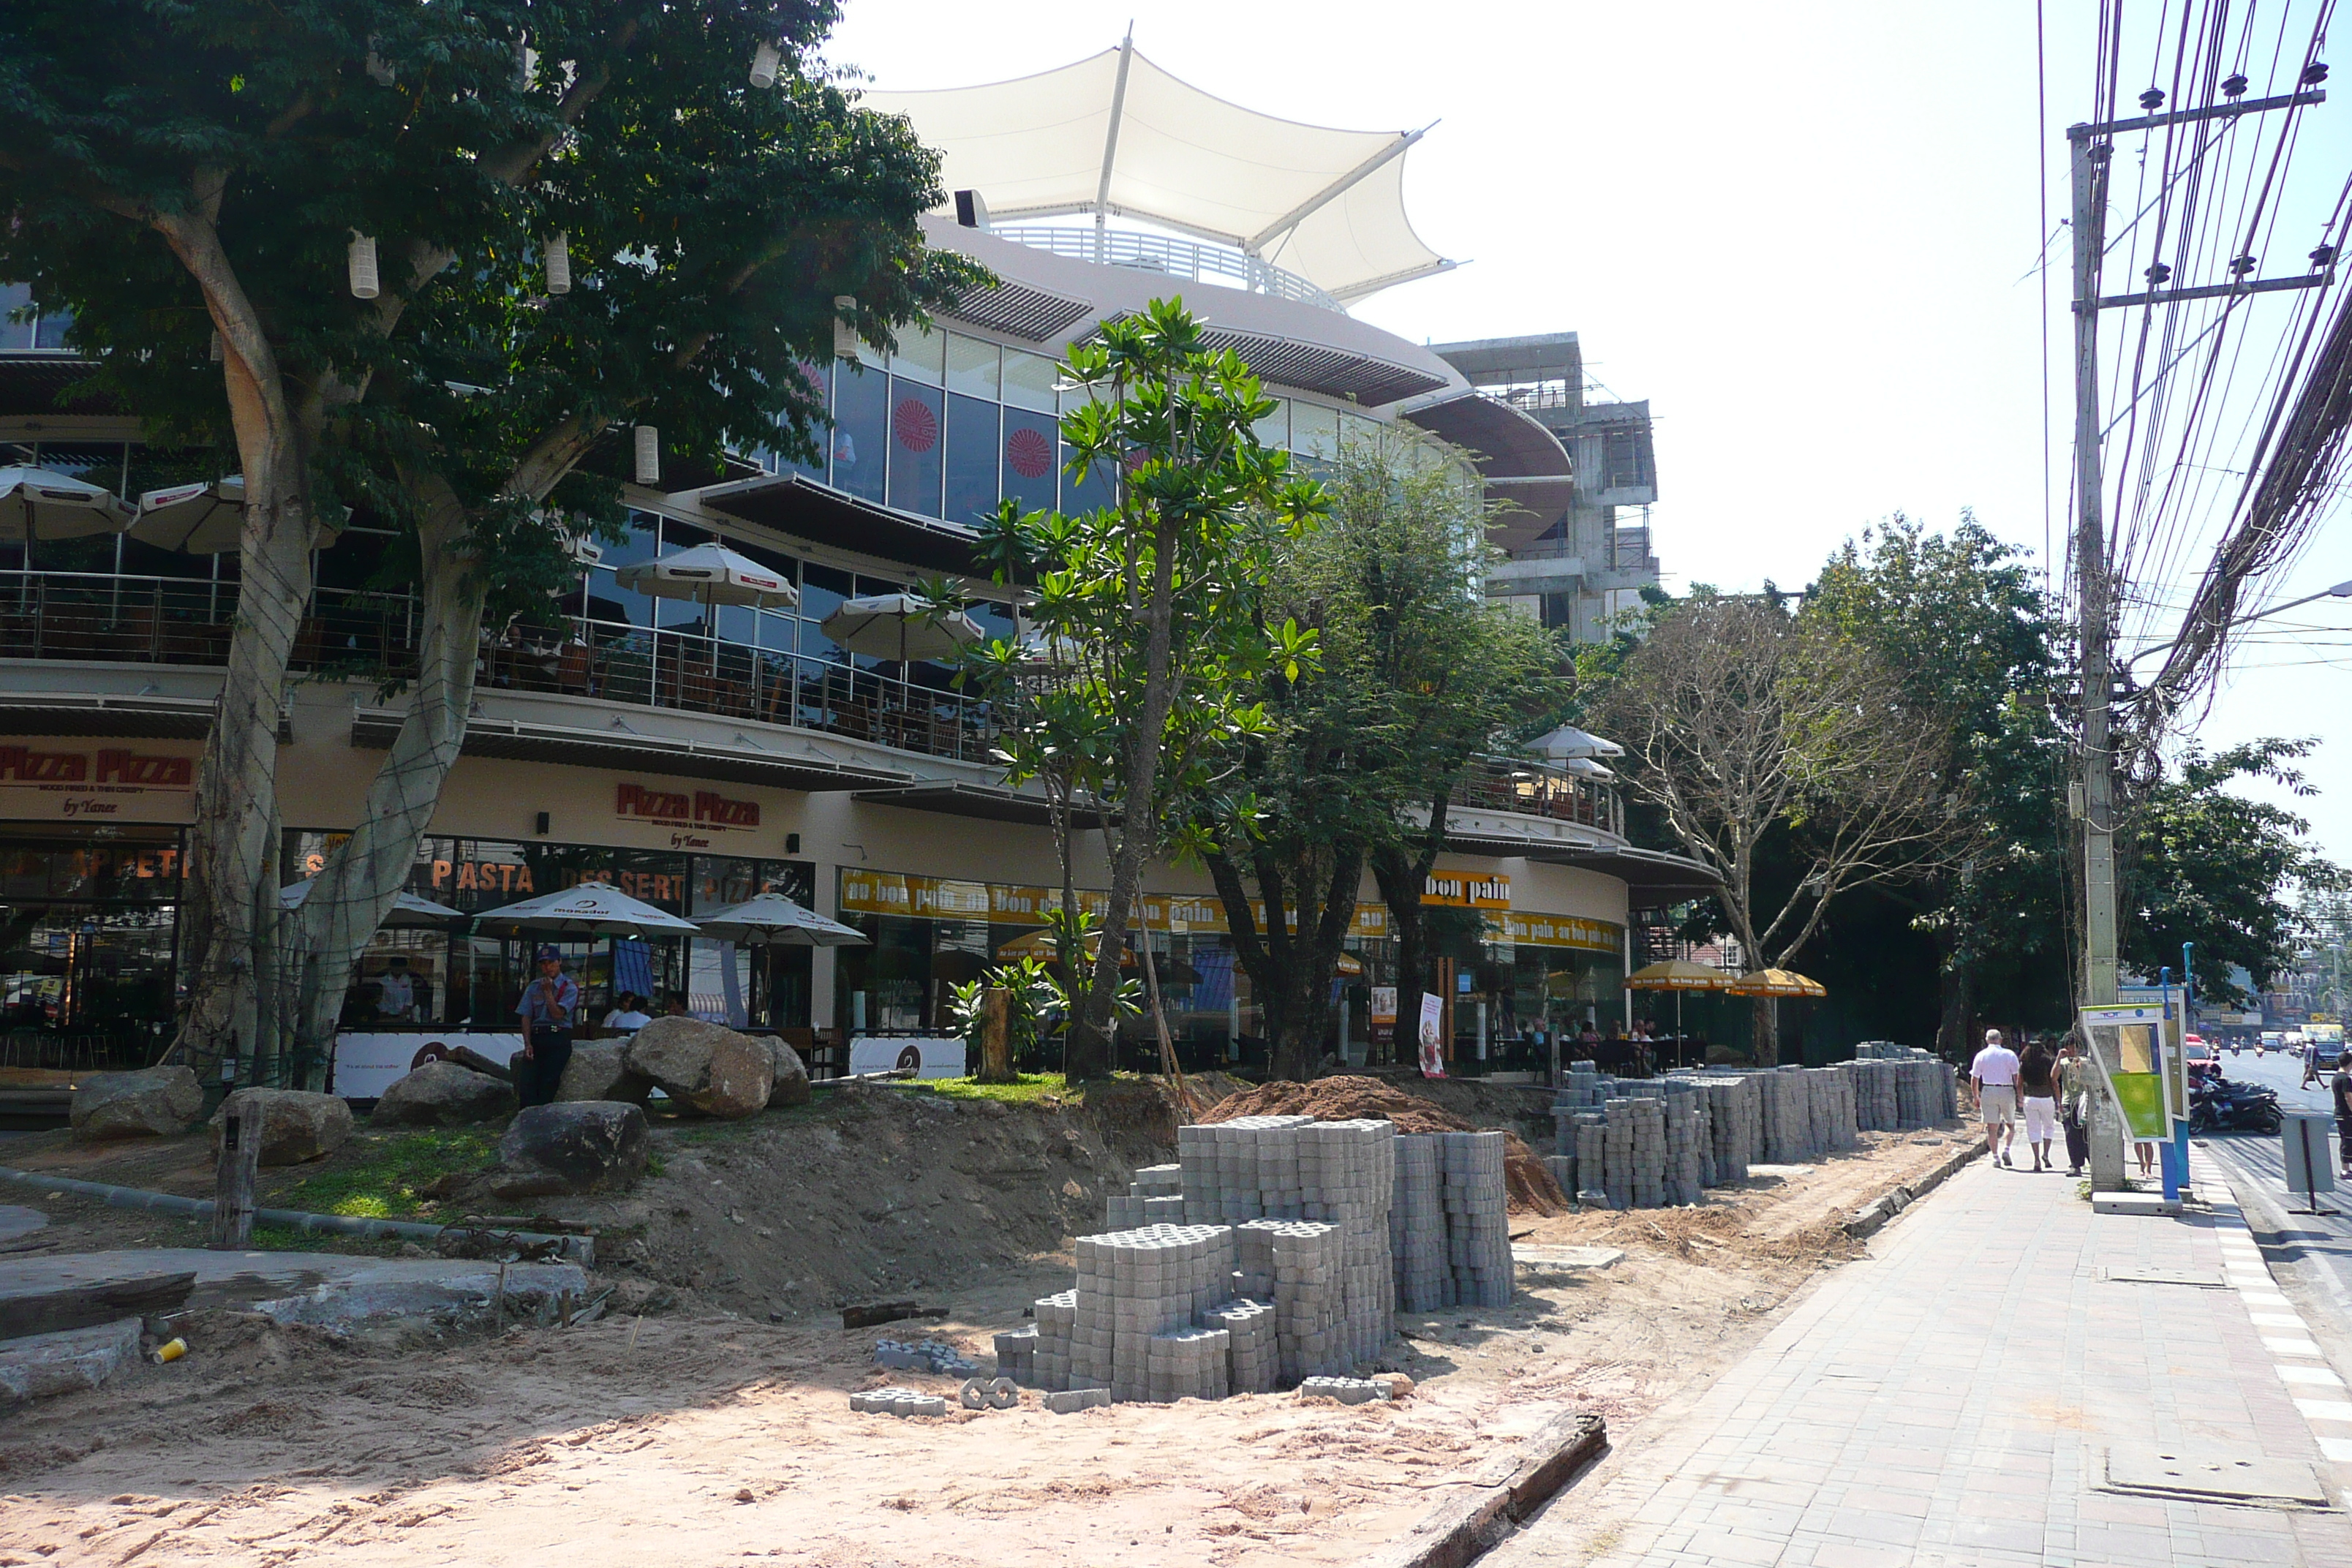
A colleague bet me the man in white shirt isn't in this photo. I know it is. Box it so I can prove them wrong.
[376,958,415,1022]
[1970,1027,2023,1166]
[604,992,652,1033]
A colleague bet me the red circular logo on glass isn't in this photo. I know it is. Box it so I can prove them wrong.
[892,397,938,453]
[1005,426,1053,480]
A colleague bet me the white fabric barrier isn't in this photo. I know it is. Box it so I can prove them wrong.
[848,1036,967,1080]
[331,1031,527,1098]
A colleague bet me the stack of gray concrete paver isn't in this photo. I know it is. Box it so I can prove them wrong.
[1105,1162,1191,1229]
[1147,1325,1231,1402]
[1542,1154,1576,1202]
[1299,1120,1397,1367]
[1441,1131,1512,1308]
[1240,1218,1343,1380]
[1199,1295,1278,1393]
[1178,1114,1316,1225]
[994,1325,1038,1384]
[1030,1288,1077,1390]
[1390,1132,1451,1312]
[1299,1375,1397,1404]
[1077,1224,1238,1403]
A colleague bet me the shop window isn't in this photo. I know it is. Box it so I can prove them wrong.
[1252,396,1289,451]
[832,366,889,502]
[1061,444,1112,515]
[1000,407,1058,516]
[886,380,943,517]
[1291,402,1341,461]
[943,391,999,526]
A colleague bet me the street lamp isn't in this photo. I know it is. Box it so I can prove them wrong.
[2125,577,2352,674]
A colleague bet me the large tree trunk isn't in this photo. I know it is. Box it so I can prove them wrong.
[1752,993,1780,1067]
[287,478,486,1078]
[1934,943,1975,1063]
[1370,804,1449,1069]
[1206,841,1362,1083]
[1068,521,1181,1082]
[162,211,319,1087]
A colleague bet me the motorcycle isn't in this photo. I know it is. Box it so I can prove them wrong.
[2190,1077,2283,1134]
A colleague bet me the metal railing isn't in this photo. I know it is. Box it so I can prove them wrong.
[994,225,1343,312]
[1459,756,1624,839]
[1,570,996,766]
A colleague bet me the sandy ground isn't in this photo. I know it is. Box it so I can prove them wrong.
[0,1123,1969,1568]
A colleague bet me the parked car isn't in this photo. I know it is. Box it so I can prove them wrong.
[2183,1039,2221,1085]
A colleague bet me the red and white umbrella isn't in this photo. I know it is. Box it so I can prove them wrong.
[615,542,799,609]
[0,465,132,541]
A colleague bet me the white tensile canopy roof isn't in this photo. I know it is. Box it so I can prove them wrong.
[864,42,1452,304]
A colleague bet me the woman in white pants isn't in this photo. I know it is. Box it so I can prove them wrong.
[2018,1039,2060,1173]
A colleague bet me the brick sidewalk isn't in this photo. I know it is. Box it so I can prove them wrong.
[1485,1153,2351,1568]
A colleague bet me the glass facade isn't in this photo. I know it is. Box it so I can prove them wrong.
[738,326,1384,527]
[0,825,181,1064]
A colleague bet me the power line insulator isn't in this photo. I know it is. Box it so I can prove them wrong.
[2304,61,2331,85]
[2312,244,2338,269]
[2223,72,2250,97]
[2229,253,2258,277]
[2139,87,2167,110]
[2146,263,2174,284]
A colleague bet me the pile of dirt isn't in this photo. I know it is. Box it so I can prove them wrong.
[1194,1076,1569,1215]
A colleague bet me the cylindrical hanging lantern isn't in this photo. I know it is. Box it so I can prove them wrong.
[832,295,859,361]
[347,233,380,299]
[633,424,660,486]
[545,232,571,295]
[750,40,781,88]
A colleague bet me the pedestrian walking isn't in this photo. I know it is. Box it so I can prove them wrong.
[1970,1027,2022,1167]
[515,944,578,1109]
[2017,1038,2060,1172]
[2333,1059,2352,1180]
[2057,1035,2095,1178]
[2304,1036,2325,1091]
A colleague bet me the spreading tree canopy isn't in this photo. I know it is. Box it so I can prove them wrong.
[0,0,974,1077]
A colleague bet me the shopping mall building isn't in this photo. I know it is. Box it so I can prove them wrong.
[0,44,1710,1083]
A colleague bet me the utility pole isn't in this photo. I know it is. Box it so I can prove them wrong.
[2063,87,2324,1190]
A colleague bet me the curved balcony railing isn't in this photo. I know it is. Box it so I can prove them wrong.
[1459,755,1626,840]
[0,570,998,766]
[995,225,1343,312]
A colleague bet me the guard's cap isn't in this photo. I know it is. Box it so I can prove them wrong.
[535,943,562,963]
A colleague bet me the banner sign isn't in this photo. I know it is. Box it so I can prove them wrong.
[0,743,199,823]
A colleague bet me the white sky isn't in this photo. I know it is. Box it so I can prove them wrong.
[826,0,2352,868]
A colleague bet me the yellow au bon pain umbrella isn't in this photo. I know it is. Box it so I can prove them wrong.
[1725,968,1828,998]
[1626,960,1735,991]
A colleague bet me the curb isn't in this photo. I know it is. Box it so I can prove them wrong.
[1354,1410,1607,1568]
[1844,1140,1986,1240]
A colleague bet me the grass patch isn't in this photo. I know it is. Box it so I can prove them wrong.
[280,1126,501,1221]
[237,1224,412,1257]
[900,1072,1074,1106]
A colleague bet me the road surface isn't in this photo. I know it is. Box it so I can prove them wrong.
[2195,1044,2352,1346]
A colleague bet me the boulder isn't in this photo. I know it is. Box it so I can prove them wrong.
[491,1101,650,1198]
[69,1066,203,1142]
[556,1041,653,1105]
[625,1017,772,1119]
[0,1317,141,1406]
[371,1061,516,1127]
[208,1088,353,1166]
[769,1038,812,1108]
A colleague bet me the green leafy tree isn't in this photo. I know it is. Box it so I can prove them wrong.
[1196,429,1558,1080]
[1806,516,2073,1051]
[2120,740,2345,1003]
[0,1,970,1077]
[962,299,1324,1081]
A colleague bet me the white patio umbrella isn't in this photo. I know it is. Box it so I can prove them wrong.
[0,465,134,541]
[689,891,870,948]
[472,881,702,938]
[1527,723,1625,761]
[615,541,799,609]
[1558,756,1617,780]
[278,876,465,927]
[820,592,984,663]
[133,476,346,555]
